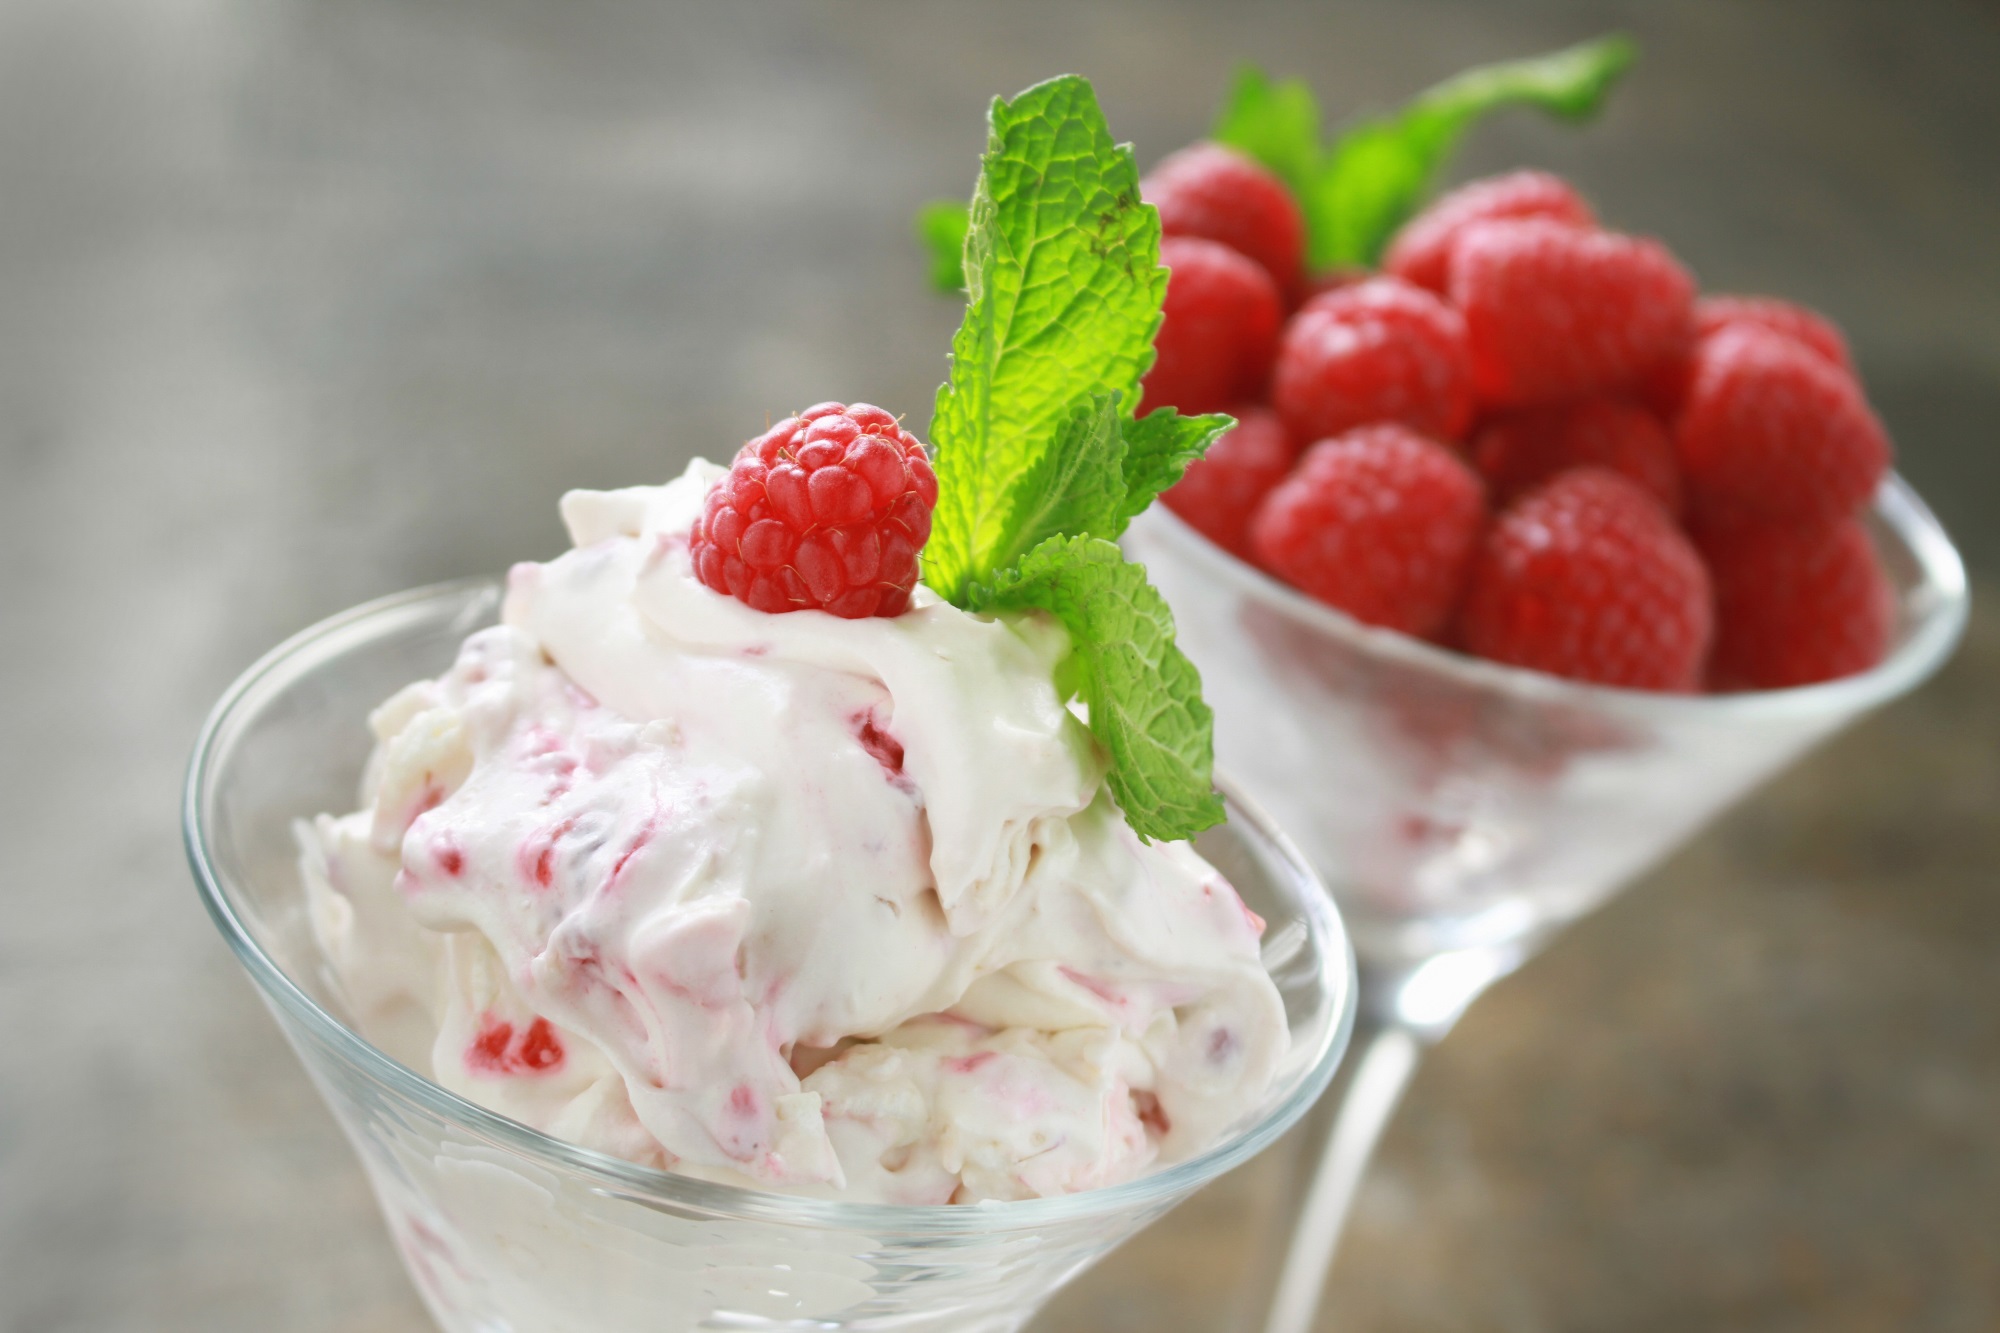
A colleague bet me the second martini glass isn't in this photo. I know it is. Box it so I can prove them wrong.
[1126,473,1967,1333]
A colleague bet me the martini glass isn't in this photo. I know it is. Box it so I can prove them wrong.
[1125,474,1967,1333]
[184,578,1356,1333]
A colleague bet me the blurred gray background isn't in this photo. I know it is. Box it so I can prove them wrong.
[3,1,1996,1330]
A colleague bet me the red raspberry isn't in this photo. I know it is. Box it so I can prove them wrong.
[689,403,937,618]
[1470,396,1681,515]
[1697,295,1853,373]
[1450,219,1695,409]
[1699,517,1894,691]
[1144,142,1307,297]
[1271,277,1473,446]
[1384,170,1596,295]
[1675,325,1890,527]
[1458,469,1712,691]
[1140,236,1284,416]
[1641,295,1855,419]
[1160,407,1299,559]
[1248,423,1485,638]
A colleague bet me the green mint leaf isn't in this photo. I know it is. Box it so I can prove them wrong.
[976,535,1223,842]
[1118,408,1233,527]
[916,199,971,293]
[925,75,1166,605]
[1310,34,1636,268]
[1303,122,1430,271]
[918,76,1224,844]
[992,393,1129,568]
[1211,65,1324,202]
[1415,31,1638,126]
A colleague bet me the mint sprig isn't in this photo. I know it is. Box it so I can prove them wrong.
[1217,34,1637,270]
[915,36,1635,291]
[924,75,1231,842]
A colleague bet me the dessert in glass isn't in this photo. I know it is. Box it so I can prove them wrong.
[184,575,1352,1333]
[186,75,1357,1333]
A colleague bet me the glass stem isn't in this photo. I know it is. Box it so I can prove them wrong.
[1247,940,1523,1333]
[1254,1016,1424,1333]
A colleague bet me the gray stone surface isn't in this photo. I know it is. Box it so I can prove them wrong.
[2,1,1995,1329]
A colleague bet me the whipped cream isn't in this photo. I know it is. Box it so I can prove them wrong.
[303,460,1287,1202]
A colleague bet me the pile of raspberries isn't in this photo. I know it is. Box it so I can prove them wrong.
[1147,148,1896,693]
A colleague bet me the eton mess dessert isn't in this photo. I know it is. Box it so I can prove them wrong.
[299,74,1290,1205]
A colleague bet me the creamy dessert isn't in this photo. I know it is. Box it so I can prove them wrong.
[302,458,1286,1204]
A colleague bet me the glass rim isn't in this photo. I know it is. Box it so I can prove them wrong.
[183,577,1358,1235]
[1134,471,1970,723]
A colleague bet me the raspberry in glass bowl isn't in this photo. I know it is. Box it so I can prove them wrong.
[1131,165,1968,971]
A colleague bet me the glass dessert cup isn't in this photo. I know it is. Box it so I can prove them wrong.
[183,579,1357,1333]
[1125,474,1968,1333]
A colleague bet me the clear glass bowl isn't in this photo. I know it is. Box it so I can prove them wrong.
[183,579,1356,1333]
[1127,475,1968,970]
